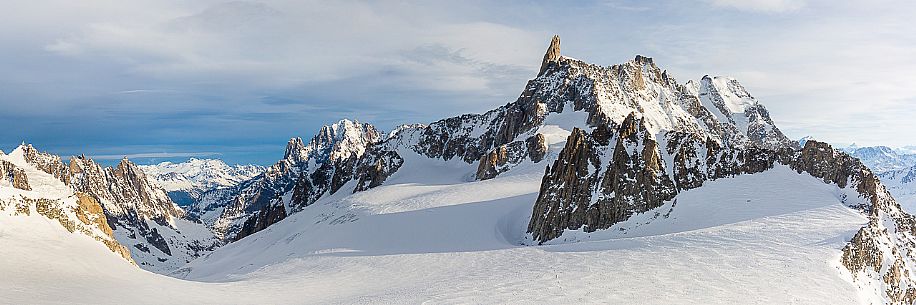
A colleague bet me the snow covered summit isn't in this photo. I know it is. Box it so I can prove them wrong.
[140,158,263,208]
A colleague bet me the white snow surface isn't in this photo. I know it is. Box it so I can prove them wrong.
[0,146,871,304]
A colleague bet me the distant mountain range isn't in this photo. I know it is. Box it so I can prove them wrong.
[139,159,263,209]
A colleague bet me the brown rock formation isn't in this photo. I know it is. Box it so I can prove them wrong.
[21,144,71,184]
[476,134,547,181]
[234,200,286,241]
[0,160,31,190]
[528,113,785,243]
[527,128,601,242]
[538,35,561,76]
[790,141,916,304]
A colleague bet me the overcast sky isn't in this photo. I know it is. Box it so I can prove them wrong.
[2,0,914,165]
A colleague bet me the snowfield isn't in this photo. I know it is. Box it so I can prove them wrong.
[1,148,870,304]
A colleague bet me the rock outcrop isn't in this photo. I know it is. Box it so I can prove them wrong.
[475,134,547,180]
[790,141,916,305]
[234,199,286,241]
[0,160,31,190]
[199,119,384,240]
[0,149,135,264]
[21,144,71,184]
[539,35,561,76]
[527,112,789,243]
[14,145,219,273]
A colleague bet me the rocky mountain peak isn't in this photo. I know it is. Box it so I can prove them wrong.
[632,55,657,70]
[283,137,306,163]
[538,35,561,76]
[304,119,381,163]
[281,119,381,167]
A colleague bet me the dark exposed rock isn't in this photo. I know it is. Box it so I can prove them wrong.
[354,149,404,193]
[528,112,786,243]
[526,133,548,163]
[527,128,602,242]
[530,131,916,303]
[788,141,916,304]
[15,144,217,271]
[234,199,286,241]
[474,133,548,181]
[213,119,383,241]
[0,160,30,190]
[538,35,561,76]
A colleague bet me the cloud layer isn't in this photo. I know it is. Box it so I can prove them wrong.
[1,0,914,164]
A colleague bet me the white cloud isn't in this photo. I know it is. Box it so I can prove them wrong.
[3,0,916,164]
[708,0,805,12]
[92,152,222,160]
[40,1,543,92]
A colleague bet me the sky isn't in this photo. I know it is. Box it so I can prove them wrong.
[1,0,915,165]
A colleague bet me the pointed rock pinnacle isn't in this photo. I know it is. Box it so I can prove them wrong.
[538,35,561,76]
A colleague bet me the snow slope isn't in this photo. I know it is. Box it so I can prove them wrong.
[1,148,871,303]
[110,150,863,304]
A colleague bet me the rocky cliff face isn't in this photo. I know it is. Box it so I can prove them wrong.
[0,148,134,264]
[0,159,31,190]
[522,35,795,243]
[514,36,916,303]
[14,145,219,273]
[528,113,785,243]
[195,119,384,241]
[788,141,916,305]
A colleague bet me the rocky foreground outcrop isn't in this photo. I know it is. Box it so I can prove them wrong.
[0,160,31,190]
[0,150,134,263]
[528,113,786,242]
[16,144,219,272]
[528,118,916,303]
[792,141,916,305]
